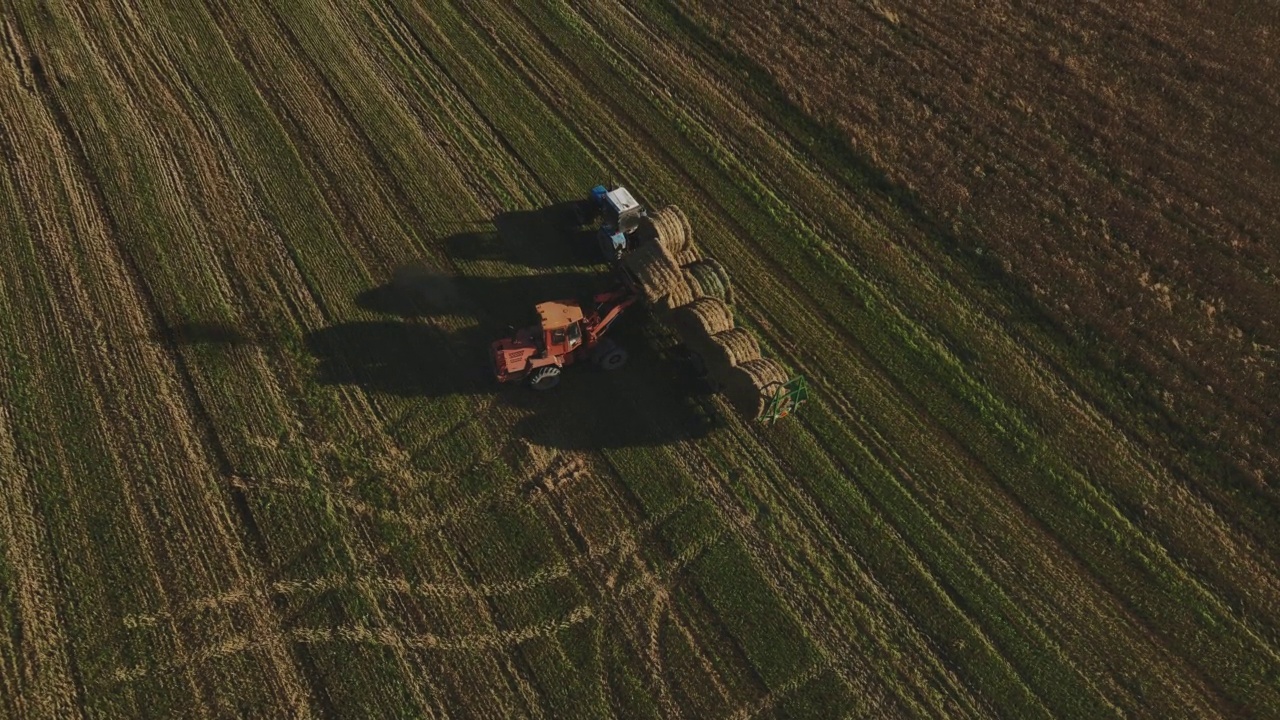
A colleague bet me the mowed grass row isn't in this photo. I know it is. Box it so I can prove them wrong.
[355,1,849,712]
[57,1,798,712]
[5,1,1273,718]
[0,12,346,714]
[451,0,1039,714]
[481,0,1280,707]
[2,3,429,715]
[117,1,635,715]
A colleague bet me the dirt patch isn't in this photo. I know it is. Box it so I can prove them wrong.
[702,0,1280,479]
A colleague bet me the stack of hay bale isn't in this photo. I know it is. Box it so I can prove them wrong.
[627,204,789,419]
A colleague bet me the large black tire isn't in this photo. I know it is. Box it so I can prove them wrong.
[528,365,562,391]
[592,340,629,371]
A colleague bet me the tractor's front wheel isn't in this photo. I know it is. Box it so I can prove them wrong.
[528,366,562,391]
[592,340,629,371]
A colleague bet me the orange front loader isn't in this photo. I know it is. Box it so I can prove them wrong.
[491,285,638,390]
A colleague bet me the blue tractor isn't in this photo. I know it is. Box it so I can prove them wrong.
[578,185,649,260]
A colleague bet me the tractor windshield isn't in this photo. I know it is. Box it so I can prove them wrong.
[566,322,582,347]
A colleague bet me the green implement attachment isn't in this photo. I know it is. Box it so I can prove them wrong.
[761,375,809,423]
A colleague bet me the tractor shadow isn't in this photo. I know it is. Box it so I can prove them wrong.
[305,320,494,399]
[354,264,615,322]
[443,200,601,270]
[312,270,720,449]
[502,324,722,450]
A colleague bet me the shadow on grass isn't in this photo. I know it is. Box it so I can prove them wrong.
[354,264,614,323]
[157,321,259,347]
[308,274,720,449]
[444,200,602,270]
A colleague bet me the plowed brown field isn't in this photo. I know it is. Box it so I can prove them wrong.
[0,1,1275,717]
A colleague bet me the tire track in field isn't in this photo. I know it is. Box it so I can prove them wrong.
[445,4,947,707]
[601,9,1280,707]
[7,6,325,714]
[529,5,1269,707]
[116,498,742,683]
[726,660,829,720]
[200,5,573,711]
[0,405,81,719]
[544,461,685,718]
[456,4,1016,712]
[122,478,698,630]
[540,450,686,717]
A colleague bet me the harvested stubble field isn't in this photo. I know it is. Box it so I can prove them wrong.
[0,0,1276,717]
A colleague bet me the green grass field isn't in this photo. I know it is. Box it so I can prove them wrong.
[0,1,1276,717]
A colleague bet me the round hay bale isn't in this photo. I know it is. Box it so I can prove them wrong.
[681,268,702,299]
[722,358,790,419]
[656,273,697,312]
[683,259,731,303]
[622,241,682,304]
[670,298,734,342]
[706,328,761,368]
[674,248,701,267]
[650,205,693,255]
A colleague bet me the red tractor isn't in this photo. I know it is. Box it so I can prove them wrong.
[491,285,638,390]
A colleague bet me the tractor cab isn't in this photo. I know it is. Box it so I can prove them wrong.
[598,186,644,232]
[536,300,585,358]
[590,185,646,259]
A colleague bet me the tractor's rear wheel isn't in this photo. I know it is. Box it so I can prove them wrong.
[592,340,629,371]
[528,366,562,391]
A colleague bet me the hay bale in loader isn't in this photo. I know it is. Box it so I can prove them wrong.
[674,249,701,266]
[722,358,791,419]
[668,297,735,381]
[669,297,734,340]
[704,328,762,370]
[621,239,695,312]
[648,205,693,256]
[681,258,732,304]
